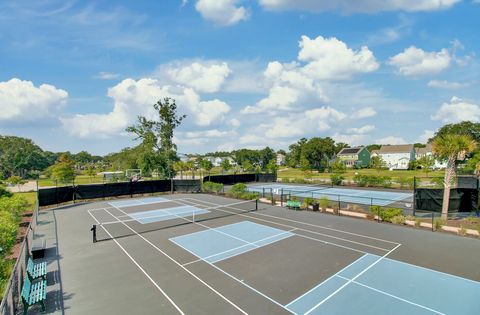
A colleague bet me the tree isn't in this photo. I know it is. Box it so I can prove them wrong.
[199,159,213,178]
[220,159,232,174]
[242,160,254,172]
[266,159,278,174]
[416,156,435,175]
[286,138,307,168]
[126,98,186,179]
[369,156,386,173]
[185,160,196,179]
[85,164,97,182]
[302,137,336,172]
[331,158,346,174]
[432,134,476,220]
[173,161,186,179]
[334,142,349,154]
[431,121,480,143]
[0,136,50,178]
[47,154,76,183]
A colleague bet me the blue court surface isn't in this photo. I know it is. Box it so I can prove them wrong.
[127,205,209,224]
[248,183,412,206]
[286,253,480,315]
[108,196,169,208]
[169,218,480,315]
[170,221,294,264]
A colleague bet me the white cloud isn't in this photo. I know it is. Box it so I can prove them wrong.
[243,36,378,114]
[94,72,121,80]
[163,61,231,93]
[333,133,370,146]
[376,136,407,145]
[431,96,480,123]
[195,0,249,26]
[195,99,230,126]
[298,36,379,80]
[258,0,460,13]
[388,46,451,76]
[347,125,375,134]
[427,80,466,89]
[258,106,347,138]
[352,107,377,119]
[417,130,434,143]
[0,78,67,121]
[60,78,231,138]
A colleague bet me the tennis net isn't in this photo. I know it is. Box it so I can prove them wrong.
[91,199,258,242]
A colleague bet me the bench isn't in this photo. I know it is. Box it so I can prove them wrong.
[31,239,46,259]
[286,200,301,210]
[21,276,46,314]
[27,257,47,281]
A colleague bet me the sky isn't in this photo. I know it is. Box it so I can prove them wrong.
[0,0,479,155]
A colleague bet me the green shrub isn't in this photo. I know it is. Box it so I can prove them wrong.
[390,215,406,225]
[330,174,344,186]
[353,174,368,187]
[366,213,375,220]
[291,196,298,202]
[458,225,467,236]
[303,198,314,209]
[370,206,403,222]
[202,181,223,194]
[230,183,247,198]
[239,192,259,200]
[398,177,414,189]
[415,218,421,227]
[319,197,329,211]
[405,215,415,221]
[433,218,446,231]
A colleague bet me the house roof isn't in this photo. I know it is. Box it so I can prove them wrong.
[378,144,414,154]
[337,147,364,155]
[415,143,432,155]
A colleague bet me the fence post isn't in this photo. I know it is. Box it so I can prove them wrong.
[413,177,417,216]
[262,187,265,198]
[72,178,76,204]
[337,195,340,215]
[431,212,434,232]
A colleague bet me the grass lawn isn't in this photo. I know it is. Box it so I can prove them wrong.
[38,175,106,187]
[13,191,37,207]
[277,167,443,180]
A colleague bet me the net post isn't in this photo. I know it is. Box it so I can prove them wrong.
[91,225,97,243]
[281,189,283,207]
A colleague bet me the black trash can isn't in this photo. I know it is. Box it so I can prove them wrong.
[311,202,319,212]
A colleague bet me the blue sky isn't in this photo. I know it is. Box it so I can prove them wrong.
[0,0,479,155]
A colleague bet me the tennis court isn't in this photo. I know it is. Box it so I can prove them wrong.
[248,183,413,206]
[35,194,479,314]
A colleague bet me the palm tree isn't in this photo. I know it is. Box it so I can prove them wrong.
[432,134,476,220]
[173,161,185,179]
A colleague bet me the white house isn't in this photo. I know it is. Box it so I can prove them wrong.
[415,144,447,169]
[276,153,286,166]
[377,144,415,170]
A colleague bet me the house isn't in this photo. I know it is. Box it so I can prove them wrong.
[376,144,415,170]
[415,144,447,169]
[336,147,371,168]
[276,153,286,166]
[370,149,379,158]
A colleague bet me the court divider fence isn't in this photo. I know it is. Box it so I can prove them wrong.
[0,201,39,315]
[38,179,202,207]
[203,173,276,185]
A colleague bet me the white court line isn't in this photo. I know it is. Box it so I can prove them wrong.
[99,207,205,225]
[181,228,297,267]
[285,254,368,307]
[181,198,393,253]
[87,210,185,315]
[184,197,400,246]
[304,243,402,315]
[106,206,249,314]
[88,205,116,212]
[171,235,292,313]
[293,233,367,255]
[335,275,445,315]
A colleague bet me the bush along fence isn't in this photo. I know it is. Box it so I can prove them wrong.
[38,179,202,207]
[0,201,39,315]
